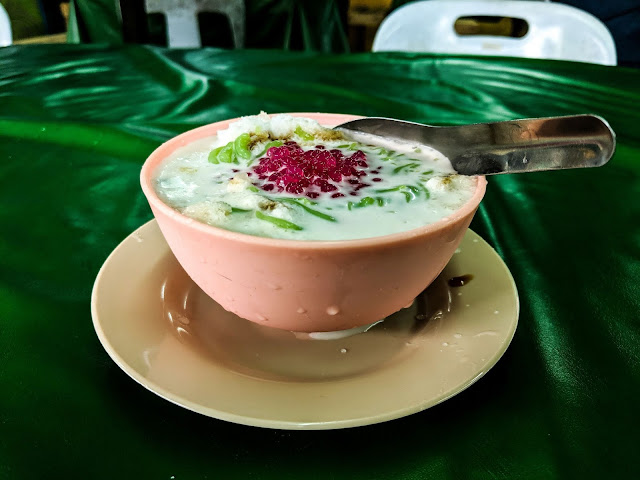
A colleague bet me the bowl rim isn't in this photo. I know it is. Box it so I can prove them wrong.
[140,112,487,250]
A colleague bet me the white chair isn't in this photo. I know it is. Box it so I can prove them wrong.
[372,0,617,65]
[145,0,245,48]
[0,3,12,47]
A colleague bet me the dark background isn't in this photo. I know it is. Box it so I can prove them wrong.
[2,1,638,66]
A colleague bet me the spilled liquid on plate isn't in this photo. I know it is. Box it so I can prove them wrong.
[447,274,474,287]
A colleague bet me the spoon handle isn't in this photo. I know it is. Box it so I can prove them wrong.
[336,115,616,175]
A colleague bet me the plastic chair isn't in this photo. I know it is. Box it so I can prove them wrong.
[0,3,12,47]
[144,0,245,48]
[373,0,617,65]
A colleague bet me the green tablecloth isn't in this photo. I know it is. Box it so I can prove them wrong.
[1,45,639,478]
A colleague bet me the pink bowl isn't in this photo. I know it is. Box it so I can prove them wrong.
[140,113,487,332]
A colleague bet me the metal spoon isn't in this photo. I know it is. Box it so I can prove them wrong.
[335,114,615,175]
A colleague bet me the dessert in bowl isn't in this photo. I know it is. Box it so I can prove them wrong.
[140,113,486,332]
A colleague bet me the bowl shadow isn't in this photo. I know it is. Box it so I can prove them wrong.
[160,255,455,382]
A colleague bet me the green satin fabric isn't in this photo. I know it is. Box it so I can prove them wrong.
[69,0,350,52]
[1,45,639,478]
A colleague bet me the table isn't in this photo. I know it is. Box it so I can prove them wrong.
[1,45,639,478]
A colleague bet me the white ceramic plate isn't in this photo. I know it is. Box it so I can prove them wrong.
[92,220,518,430]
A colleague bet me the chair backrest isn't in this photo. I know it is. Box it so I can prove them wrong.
[144,0,244,48]
[372,0,617,65]
[0,3,12,47]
